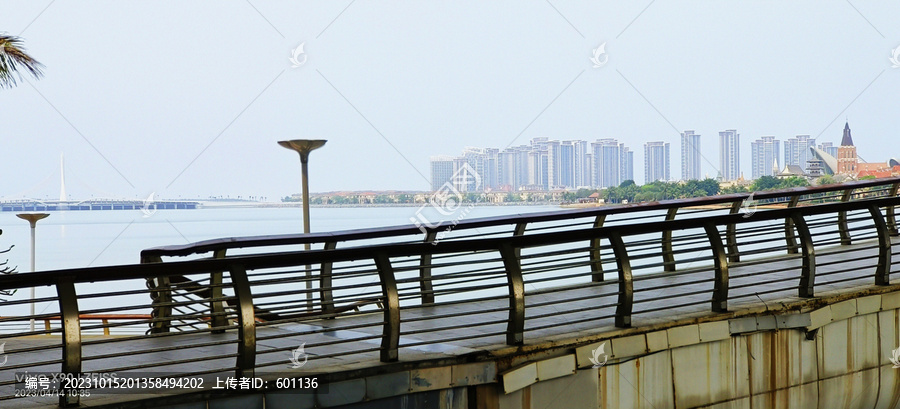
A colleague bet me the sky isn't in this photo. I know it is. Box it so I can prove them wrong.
[2,0,899,201]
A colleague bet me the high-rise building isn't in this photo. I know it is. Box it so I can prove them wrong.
[592,139,631,188]
[546,140,562,188]
[818,142,838,158]
[718,130,740,181]
[751,136,780,179]
[837,122,858,174]
[681,130,701,181]
[584,153,594,188]
[572,140,589,188]
[558,141,575,189]
[644,141,670,183]
[784,135,815,172]
[430,156,458,191]
[622,147,634,184]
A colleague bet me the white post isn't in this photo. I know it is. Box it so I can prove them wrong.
[17,213,49,333]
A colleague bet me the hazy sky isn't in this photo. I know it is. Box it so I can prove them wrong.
[2,1,898,201]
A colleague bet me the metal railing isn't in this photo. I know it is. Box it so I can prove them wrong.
[1,178,899,407]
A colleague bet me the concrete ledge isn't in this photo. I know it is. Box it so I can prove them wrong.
[667,325,700,348]
[536,354,576,381]
[575,340,611,369]
[451,362,497,386]
[501,363,537,394]
[611,334,646,358]
[410,366,451,393]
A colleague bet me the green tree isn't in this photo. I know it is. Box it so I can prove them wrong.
[1,35,43,88]
[751,175,781,191]
[697,178,720,196]
[816,174,836,186]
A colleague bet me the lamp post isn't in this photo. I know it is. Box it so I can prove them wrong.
[16,213,49,332]
[278,139,327,310]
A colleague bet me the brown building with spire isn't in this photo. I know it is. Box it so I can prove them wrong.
[836,122,858,175]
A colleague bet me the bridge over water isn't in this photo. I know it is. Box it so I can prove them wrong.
[2,178,900,408]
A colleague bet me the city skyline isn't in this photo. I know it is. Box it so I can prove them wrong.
[3,2,899,200]
[430,120,893,191]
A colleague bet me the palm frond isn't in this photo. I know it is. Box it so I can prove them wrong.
[0,34,45,89]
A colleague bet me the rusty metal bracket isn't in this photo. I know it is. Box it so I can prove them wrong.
[609,231,633,328]
[838,188,853,245]
[887,182,900,236]
[870,205,892,286]
[499,242,525,345]
[662,208,678,272]
[374,253,401,361]
[57,277,81,408]
[210,249,227,333]
[419,232,437,305]
[590,215,607,282]
[230,264,256,377]
[704,223,729,312]
[785,195,801,254]
[726,199,743,263]
[792,212,816,297]
[320,241,337,314]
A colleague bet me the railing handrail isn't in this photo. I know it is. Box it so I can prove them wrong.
[7,194,899,291]
[140,177,900,259]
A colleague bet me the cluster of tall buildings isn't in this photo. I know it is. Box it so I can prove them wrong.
[749,134,840,179]
[430,123,875,193]
[430,137,677,192]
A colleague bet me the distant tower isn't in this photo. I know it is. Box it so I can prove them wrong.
[59,153,68,202]
[836,122,858,175]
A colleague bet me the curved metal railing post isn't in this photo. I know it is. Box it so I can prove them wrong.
[662,208,678,272]
[57,277,81,408]
[792,212,816,297]
[230,265,256,377]
[726,199,743,263]
[320,241,338,314]
[869,205,892,286]
[784,195,801,254]
[608,231,633,328]
[887,182,900,236]
[703,223,729,312]
[590,215,607,282]
[838,188,854,245]
[418,232,437,305]
[499,242,525,345]
[141,254,172,334]
[210,249,227,333]
[373,253,400,361]
[513,222,527,259]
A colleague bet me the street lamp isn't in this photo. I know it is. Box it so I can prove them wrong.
[16,213,49,332]
[278,139,327,310]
